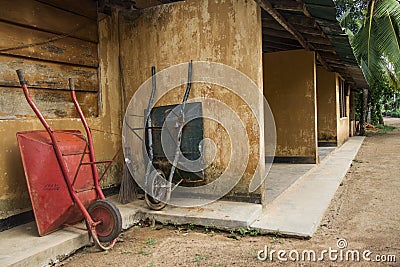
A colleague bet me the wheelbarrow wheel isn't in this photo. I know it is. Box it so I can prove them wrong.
[87,199,122,243]
[145,169,168,210]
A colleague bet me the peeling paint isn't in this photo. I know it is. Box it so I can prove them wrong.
[120,0,264,199]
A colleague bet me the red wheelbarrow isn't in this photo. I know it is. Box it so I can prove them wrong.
[15,70,122,250]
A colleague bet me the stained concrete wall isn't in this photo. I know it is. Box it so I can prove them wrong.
[316,67,350,147]
[0,12,122,219]
[119,0,265,202]
[317,66,337,144]
[263,50,318,163]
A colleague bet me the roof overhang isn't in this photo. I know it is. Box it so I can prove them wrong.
[256,0,369,89]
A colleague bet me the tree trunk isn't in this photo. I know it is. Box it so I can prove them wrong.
[360,88,369,136]
[377,103,384,125]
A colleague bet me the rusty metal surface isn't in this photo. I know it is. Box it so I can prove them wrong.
[17,130,96,236]
[146,102,205,184]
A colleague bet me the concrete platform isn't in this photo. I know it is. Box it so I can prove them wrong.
[266,164,314,204]
[251,136,365,237]
[266,146,336,204]
[0,136,364,266]
[0,221,89,267]
[115,197,262,230]
[318,146,336,161]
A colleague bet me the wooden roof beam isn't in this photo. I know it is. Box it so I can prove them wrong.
[256,0,312,50]
[263,22,322,35]
[263,44,300,51]
[263,28,296,39]
[263,36,303,47]
[256,0,332,71]
[269,0,304,12]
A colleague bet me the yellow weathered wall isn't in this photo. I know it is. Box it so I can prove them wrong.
[317,66,337,143]
[316,68,351,147]
[263,50,318,163]
[0,12,122,219]
[337,81,350,146]
[120,0,265,201]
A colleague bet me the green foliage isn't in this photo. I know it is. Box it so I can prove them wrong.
[336,0,368,33]
[187,222,195,230]
[353,0,400,87]
[237,227,248,236]
[194,254,207,262]
[368,69,394,124]
[249,228,261,236]
[335,0,400,125]
[204,223,217,236]
[144,238,157,246]
[366,124,396,135]
[120,249,133,254]
[273,229,282,238]
[138,247,151,255]
[376,124,396,130]
[229,227,261,237]
[384,109,400,117]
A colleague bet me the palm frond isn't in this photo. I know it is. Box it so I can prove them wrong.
[338,8,353,30]
[350,0,400,86]
[385,65,400,91]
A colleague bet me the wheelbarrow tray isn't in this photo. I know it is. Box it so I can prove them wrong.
[17,130,97,236]
[145,102,205,185]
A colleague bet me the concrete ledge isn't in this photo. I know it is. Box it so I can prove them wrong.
[114,197,262,230]
[0,222,89,267]
[251,136,365,237]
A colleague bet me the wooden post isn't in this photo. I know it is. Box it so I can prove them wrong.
[360,88,368,136]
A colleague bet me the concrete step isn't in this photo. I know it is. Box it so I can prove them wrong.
[115,197,262,230]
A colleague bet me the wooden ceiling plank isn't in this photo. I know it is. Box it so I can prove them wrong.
[269,0,304,12]
[263,28,295,39]
[256,0,312,50]
[257,0,333,71]
[263,35,301,46]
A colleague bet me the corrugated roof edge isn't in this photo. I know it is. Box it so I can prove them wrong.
[304,0,369,88]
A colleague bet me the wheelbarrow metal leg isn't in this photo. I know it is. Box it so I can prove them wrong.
[166,60,193,201]
[69,78,105,200]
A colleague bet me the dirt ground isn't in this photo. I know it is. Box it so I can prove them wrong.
[61,118,400,267]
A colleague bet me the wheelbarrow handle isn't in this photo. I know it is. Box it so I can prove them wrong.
[15,70,52,134]
[68,77,105,200]
[16,69,27,85]
[68,78,75,91]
